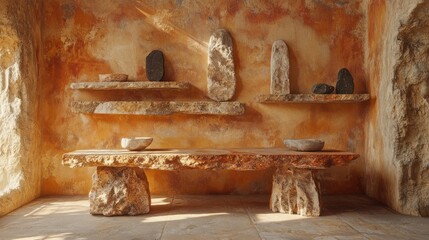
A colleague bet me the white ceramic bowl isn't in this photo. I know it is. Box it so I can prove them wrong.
[121,137,153,151]
[99,73,128,82]
[284,139,324,152]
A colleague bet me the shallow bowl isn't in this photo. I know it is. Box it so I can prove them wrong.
[99,73,128,82]
[284,139,324,152]
[121,137,153,151]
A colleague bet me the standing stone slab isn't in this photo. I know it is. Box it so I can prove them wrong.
[336,68,354,94]
[207,29,236,101]
[89,167,151,216]
[270,166,321,216]
[146,50,165,81]
[270,40,290,94]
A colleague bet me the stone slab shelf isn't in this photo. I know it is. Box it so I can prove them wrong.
[70,82,190,90]
[71,101,245,116]
[256,94,370,103]
[63,148,360,170]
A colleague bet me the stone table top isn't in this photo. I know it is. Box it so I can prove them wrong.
[62,148,359,170]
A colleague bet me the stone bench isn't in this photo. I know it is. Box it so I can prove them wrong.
[62,148,359,217]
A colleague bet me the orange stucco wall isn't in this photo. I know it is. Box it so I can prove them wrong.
[40,0,368,195]
[365,0,389,204]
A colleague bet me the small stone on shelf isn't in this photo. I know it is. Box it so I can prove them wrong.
[336,68,354,94]
[311,83,335,94]
[146,50,165,81]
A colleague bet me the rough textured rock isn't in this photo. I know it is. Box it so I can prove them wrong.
[270,167,320,216]
[311,83,335,94]
[367,0,429,217]
[89,167,150,216]
[62,148,359,170]
[270,40,290,94]
[70,81,190,90]
[146,50,164,81]
[335,68,354,94]
[256,94,370,103]
[207,29,236,101]
[71,101,245,115]
[0,0,41,216]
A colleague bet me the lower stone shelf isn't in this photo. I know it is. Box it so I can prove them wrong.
[71,101,245,115]
[256,94,370,103]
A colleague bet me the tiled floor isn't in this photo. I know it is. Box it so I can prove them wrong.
[0,195,428,240]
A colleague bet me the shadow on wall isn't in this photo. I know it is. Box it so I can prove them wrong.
[135,1,208,52]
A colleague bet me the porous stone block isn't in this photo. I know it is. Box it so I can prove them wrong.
[207,29,236,101]
[89,167,151,216]
[270,167,320,216]
[271,40,290,94]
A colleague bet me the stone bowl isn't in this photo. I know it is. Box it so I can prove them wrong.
[283,139,325,152]
[99,73,128,82]
[121,137,153,151]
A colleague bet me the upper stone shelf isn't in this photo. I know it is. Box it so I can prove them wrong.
[256,94,370,103]
[70,81,190,91]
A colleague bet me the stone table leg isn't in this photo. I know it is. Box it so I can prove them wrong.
[270,166,320,216]
[89,167,151,216]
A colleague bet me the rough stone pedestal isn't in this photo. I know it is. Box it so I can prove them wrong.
[89,167,151,216]
[270,167,320,216]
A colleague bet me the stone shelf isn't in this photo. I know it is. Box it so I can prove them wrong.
[256,94,370,103]
[63,148,360,170]
[71,101,245,116]
[70,81,190,90]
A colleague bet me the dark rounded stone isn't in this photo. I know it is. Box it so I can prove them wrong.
[311,83,335,94]
[335,68,354,94]
[146,50,164,81]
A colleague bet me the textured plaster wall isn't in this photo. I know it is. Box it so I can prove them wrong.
[365,0,429,216]
[40,0,368,195]
[0,0,41,215]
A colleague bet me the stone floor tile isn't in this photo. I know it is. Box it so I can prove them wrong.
[171,195,248,214]
[363,233,423,240]
[254,217,362,240]
[161,212,260,240]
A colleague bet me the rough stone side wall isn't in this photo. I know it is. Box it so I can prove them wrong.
[0,0,41,216]
[365,0,429,216]
[391,1,429,216]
